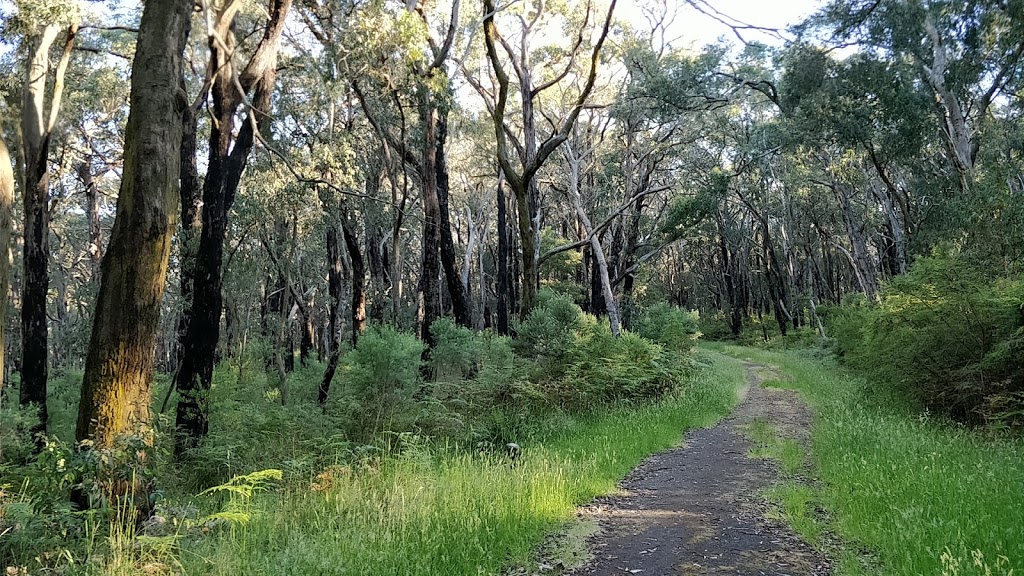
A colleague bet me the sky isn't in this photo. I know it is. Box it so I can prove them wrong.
[617,0,826,50]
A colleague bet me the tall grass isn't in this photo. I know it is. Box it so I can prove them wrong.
[182,351,745,575]
[709,343,1024,576]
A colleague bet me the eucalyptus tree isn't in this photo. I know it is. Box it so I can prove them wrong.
[0,136,12,397]
[12,0,79,439]
[175,0,294,452]
[562,115,621,336]
[341,0,473,341]
[808,0,1024,189]
[75,0,192,450]
[480,0,617,317]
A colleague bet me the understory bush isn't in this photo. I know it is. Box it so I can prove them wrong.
[1,297,705,574]
[635,302,700,352]
[829,255,1024,429]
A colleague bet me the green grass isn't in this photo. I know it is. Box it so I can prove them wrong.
[741,418,805,476]
[765,482,823,545]
[176,351,746,575]
[708,343,1024,576]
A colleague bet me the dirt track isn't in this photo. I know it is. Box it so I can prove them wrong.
[567,362,830,576]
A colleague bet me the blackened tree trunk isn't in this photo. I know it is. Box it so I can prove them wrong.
[175,0,292,453]
[174,94,203,374]
[418,97,443,345]
[76,0,191,451]
[434,110,472,328]
[319,225,343,404]
[20,21,76,441]
[496,174,510,334]
[342,217,366,345]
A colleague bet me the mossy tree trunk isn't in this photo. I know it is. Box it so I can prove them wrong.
[75,0,192,449]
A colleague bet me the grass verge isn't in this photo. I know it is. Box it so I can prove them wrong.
[179,350,746,576]
[707,343,1024,576]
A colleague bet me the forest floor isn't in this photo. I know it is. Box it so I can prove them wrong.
[521,361,832,576]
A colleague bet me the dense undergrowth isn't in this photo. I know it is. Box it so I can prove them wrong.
[710,344,1024,576]
[0,294,738,575]
[703,254,1024,433]
[825,256,1024,430]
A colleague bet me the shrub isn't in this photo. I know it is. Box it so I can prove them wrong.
[428,318,481,381]
[561,323,683,405]
[635,302,701,353]
[341,324,425,440]
[697,311,735,341]
[512,290,593,382]
[829,255,1024,427]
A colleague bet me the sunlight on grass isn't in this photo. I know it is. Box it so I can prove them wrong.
[182,352,746,575]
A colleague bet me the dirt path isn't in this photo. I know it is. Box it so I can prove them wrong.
[567,362,830,576]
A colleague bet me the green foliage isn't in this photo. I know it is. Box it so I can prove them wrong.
[830,255,1024,427]
[635,302,701,353]
[200,469,283,527]
[0,433,160,573]
[340,324,426,442]
[427,318,480,381]
[560,325,683,405]
[512,290,591,369]
[697,311,736,341]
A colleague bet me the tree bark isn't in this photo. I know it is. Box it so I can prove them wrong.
[175,0,292,453]
[564,142,620,335]
[174,95,202,374]
[342,217,366,346]
[496,173,510,334]
[570,181,620,336]
[20,21,77,441]
[434,109,472,328]
[319,224,343,404]
[418,98,443,345]
[76,0,191,451]
[0,137,13,414]
[77,161,103,277]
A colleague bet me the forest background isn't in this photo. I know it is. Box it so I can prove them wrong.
[0,0,1022,573]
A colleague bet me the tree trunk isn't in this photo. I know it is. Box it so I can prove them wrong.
[77,161,103,277]
[319,225,343,404]
[174,95,202,374]
[20,22,76,441]
[342,217,366,346]
[566,151,620,335]
[496,173,510,334]
[836,184,878,300]
[174,0,292,453]
[418,99,443,345]
[76,0,191,453]
[434,109,472,327]
[0,137,13,416]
